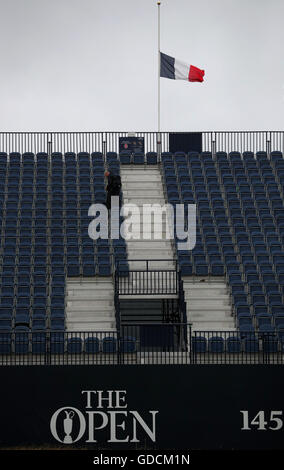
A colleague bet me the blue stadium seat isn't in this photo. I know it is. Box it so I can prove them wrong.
[261,333,279,353]
[132,152,145,165]
[0,329,12,354]
[119,151,131,164]
[50,332,65,353]
[208,336,224,353]
[102,336,117,353]
[256,314,273,327]
[31,331,47,354]
[244,337,259,353]
[14,326,30,354]
[226,336,241,353]
[192,336,207,353]
[67,337,83,354]
[146,152,158,165]
[85,336,100,354]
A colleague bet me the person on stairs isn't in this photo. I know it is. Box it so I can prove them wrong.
[105,170,122,210]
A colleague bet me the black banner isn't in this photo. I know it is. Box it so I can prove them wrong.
[169,132,202,153]
[119,137,144,154]
[0,365,284,450]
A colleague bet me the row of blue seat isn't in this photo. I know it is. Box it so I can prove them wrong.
[162,153,284,335]
[0,151,129,333]
[0,333,136,354]
[192,334,284,353]
[0,151,118,161]
[1,150,284,165]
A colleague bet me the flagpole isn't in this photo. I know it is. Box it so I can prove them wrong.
[157,1,161,159]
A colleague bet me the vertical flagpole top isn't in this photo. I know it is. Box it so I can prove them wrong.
[157,1,161,5]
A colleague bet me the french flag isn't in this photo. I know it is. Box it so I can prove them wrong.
[160,52,205,83]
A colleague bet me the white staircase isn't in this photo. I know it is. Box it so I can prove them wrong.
[182,277,236,331]
[65,165,237,334]
[120,165,176,271]
[65,277,116,332]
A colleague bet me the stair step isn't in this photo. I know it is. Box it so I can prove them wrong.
[67,304,114,312]
[188,312,232,320]
[187,307,231,313]
[67,281,113,289]
[186,299,230,307]
[184,292,229,298]
[66,276,116,332]
[67,291,113,299]
[121,176,161,182]
[183,277,235,330]
[67,314,115,321]
[66,322,116,332]
[123,189,163,197]
[127,250,173,257]
[191,324,237,331]
[123,183,163,190]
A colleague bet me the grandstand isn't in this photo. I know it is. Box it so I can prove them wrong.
[0,130,283,365]
[0,130,284,453]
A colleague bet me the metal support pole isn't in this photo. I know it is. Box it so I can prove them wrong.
[157,1,161,160]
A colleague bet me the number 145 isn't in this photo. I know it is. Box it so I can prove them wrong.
[240,411,283,431]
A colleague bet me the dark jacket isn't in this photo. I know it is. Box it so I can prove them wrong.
[106,173,121,195]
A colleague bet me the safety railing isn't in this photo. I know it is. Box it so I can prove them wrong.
[1,327,284,365]
[0,324,191,366]
[0,131,283,156]
[191,330,284,365]
[115,259,179,296]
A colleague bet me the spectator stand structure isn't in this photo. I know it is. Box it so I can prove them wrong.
[0,130,283,364]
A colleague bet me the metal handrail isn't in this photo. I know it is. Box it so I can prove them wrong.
[0,327,283,365]
[0,131,284,156]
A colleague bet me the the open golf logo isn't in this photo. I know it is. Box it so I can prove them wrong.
[50,390,159,445]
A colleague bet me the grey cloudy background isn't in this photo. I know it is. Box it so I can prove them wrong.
[0,0,283,132]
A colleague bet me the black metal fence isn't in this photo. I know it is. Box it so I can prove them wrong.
[0,131,283,155]
[0,325,190,366]
[191,330,284,365]
[116,270,178,296]
[1,326,284,366]
[115,260,178,296]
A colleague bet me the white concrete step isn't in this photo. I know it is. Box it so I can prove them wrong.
[191,323,237,331]
[67,290,113,299]
[124,234,171,241]
[66,278,113,288]
[123,198,166,205]
[188,311,232,320]
[185,290,228,299]
[123,189,163,197]
[185,292,229,300]
[67,312,115,321]
[67,301,113,310]
[183,280,227,286]
[123,182,163,190]
[126,262,176,270]
[121,168,160,173]
[126,245,172,254]
[66,321,116,332]
[183,278,236,332]
[121,175,161,182]
[186,299,231,309]
[65,277,116,332]
[125,239,173,247]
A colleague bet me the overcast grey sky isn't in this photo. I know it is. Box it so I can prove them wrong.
[0,0,283,132]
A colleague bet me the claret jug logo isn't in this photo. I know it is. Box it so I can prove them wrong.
[50,390,159,445]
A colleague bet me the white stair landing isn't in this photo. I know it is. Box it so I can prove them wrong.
[65,277,116,332]
[182,277,237,332]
